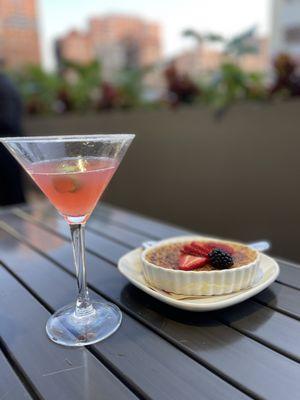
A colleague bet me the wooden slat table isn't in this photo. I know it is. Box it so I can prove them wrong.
[0,203,299,400]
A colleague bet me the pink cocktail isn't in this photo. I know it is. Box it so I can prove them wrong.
[29,157,117,223]
[0,134,134,346]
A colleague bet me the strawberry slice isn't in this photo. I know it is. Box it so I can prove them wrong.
[180,241,234,264]
[178,254,208,271]
[181,244,205,257]
[181,242,212,257]
[190,242,212,256]
[205,242,234,255]
[191,241,234,255]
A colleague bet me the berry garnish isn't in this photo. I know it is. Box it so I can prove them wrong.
[208,248,234,269]
[53,176,80,193]
[178,254,208,271]
[181,242,212,257]
[181,244,206,257]
[181,241,233,257]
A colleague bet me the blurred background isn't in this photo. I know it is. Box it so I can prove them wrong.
[1,0,300,261]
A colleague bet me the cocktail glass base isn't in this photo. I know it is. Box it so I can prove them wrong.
[46,300,122,346]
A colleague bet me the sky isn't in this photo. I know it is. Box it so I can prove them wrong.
[38,0,271,70]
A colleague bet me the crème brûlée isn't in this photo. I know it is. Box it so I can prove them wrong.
[141,237,260,295]
[145,241,257,271]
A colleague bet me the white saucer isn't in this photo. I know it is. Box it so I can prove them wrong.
[118,248,280,311]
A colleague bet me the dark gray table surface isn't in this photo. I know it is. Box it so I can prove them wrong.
[0,202,299,400]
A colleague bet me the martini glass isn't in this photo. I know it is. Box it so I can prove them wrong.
[1,134,134,346]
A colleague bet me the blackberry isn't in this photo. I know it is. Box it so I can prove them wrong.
[209,248,233,269]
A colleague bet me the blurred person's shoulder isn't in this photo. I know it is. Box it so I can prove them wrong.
[0,73,20,98]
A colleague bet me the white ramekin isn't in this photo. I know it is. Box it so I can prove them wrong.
[141,236,260,296]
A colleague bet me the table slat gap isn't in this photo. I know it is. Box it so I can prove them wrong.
[0,260,53,313]
[254,299,300,322]
[94,208,169,239]
[0,338,44,400]
[0,347,36,400]
[275,280,300,292]
[217,316,300,363]
[87,225,133,249]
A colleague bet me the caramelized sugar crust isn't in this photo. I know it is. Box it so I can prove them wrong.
[145,242,257,271]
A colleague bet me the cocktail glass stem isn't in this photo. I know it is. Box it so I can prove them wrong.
[69,223,94,318]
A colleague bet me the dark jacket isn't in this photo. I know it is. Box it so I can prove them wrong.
[0,73,25,205]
